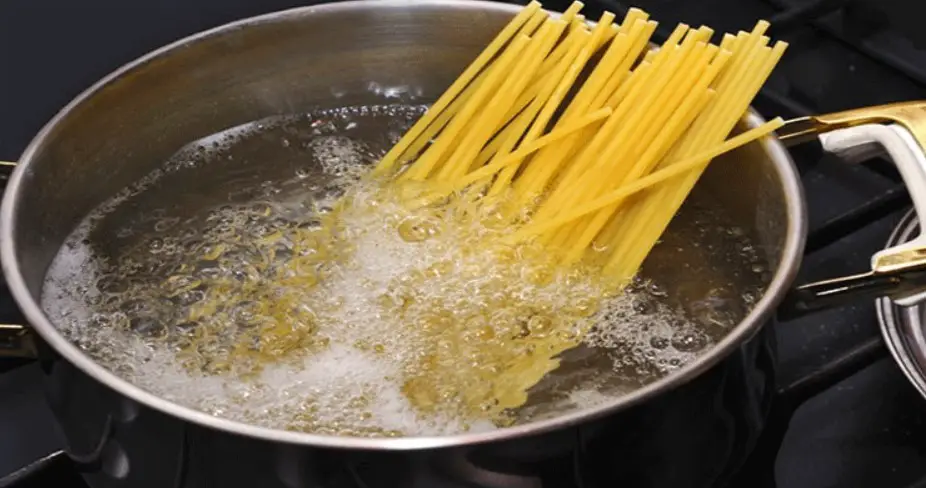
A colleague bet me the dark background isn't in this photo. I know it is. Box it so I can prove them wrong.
[3,0,926,162]
[0,0,339,161]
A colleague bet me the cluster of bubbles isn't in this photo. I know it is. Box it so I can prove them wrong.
[41,104,768,437]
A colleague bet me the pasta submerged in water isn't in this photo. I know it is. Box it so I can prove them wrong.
[363,2,787,421]
[163,2,788,430]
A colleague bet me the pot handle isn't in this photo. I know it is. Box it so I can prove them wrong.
[778,101,926,318]
[0,160,36,358]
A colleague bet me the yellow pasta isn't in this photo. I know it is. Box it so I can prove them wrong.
[378,3,786,281]
[374,1,543,175]
[506,119,784,243]
[353,2,788,419]
[513,18,655,200]
[489,13,614,197]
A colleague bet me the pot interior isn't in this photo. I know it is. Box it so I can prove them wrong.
[7,1,794,439]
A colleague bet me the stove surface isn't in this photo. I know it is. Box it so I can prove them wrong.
[4,1,926,487]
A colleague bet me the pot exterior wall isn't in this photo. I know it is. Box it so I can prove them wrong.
[39,324,776,488]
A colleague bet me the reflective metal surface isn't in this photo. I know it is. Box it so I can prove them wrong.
[0,0,805,450]
[792,105,926,282]
[877,209,926,400]
[35,327,777,488]
[780,117,926,315]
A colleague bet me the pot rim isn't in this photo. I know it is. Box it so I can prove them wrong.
[0,0,807,450]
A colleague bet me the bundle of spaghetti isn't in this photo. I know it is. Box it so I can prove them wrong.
[255,3,790,424]
[374,1,787,289]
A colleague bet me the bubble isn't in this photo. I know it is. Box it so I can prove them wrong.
[148,238,165,253]
[648,282,667,297]
[40,102,761,438]
[649,336,669,349]
[631,298,655,315]
[670,329,710,352]
[40,103,497,438]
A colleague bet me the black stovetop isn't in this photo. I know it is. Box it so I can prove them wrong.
[5,0,926,487]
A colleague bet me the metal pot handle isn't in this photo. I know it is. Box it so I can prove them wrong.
[778,101,926,318]
[0,160,36,358]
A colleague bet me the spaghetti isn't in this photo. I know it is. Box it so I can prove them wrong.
[375,2,787,287]
[182,2,791,428]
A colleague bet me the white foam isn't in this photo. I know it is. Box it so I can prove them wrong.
[39,105,727,438]
[582,289,712,378]
[40,217,486,436]
[309,135,369,179]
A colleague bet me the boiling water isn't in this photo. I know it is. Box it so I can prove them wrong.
[41,104,768,436]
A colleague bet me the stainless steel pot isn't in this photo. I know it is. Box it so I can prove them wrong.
[2,1,926,486]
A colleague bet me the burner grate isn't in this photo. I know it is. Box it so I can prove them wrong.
[805,185,909,253]
[765,0,850,33]
[761,0,926,86]
[0,452,89,488]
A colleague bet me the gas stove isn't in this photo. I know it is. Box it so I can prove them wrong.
[4,0,926,487]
